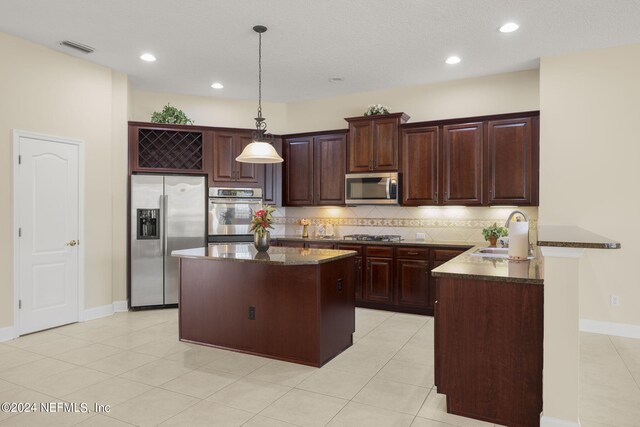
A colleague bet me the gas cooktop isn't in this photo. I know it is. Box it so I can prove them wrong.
[343,234,403,242]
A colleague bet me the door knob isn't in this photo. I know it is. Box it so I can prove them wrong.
[66,240,78,247]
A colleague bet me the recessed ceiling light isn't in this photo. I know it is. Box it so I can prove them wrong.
[499,22,519,33]
[140,53,156,62]
[211,82,224,89]
[445,56,461,65]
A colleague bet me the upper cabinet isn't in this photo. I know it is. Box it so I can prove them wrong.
[442,122,484,205]
[211,131,260,186]
[260,138,283,206]
[486,117,539,205]
[345,113,409,173]
[129,123,206,174]
[283,136,314,206]
[401,126,439,206]
[400,112,539,207]
[283,132,347,206]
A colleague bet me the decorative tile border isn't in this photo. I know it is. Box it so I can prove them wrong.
[273,216,537,230]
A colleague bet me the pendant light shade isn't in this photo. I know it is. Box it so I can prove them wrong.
[236,141,283,163]
[236,25,283,164]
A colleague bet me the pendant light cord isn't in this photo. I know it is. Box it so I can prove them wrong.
[257,31,262,120]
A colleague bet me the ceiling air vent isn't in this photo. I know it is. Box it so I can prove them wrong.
[60,40,94,54]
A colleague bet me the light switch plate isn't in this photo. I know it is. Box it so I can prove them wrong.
[416,233,426,240]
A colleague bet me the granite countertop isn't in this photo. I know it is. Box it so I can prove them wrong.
[272,235,474,248]
[172,244,356,265]
[537,225,621,249]
[431,245,544,285]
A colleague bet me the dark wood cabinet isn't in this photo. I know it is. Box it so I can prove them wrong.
[365,257,394,303]
[346,113,409,173]
[261,138,283,206]
[401,126,439,205]
[337,244,363,302]
[442,122,484,205]
[435,277,543,427]
[283,137,314,206]
[486,117,539,205]
[283,132,347,206]
[212,131,260,186]
[128,123,206,174]
[395,246,431,309]
[314,134,347,205]
[275,240,470,315]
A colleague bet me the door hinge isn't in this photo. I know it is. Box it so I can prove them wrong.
[18,155,21,165]
[18,300,22,309]
[18,228,22,237]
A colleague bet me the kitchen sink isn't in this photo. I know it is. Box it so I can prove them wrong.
[470,247,534,260]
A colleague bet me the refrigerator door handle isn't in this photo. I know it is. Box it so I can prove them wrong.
[163,194,169,259]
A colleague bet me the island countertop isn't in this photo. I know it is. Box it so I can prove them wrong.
[172,244,357,265]
[431,245,544,285]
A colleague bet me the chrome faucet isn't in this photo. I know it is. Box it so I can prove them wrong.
[504,210,528,228]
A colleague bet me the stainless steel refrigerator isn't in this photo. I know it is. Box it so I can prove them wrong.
[130,174,206,308]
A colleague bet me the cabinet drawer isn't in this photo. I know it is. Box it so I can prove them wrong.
[278,240,306,248]
[336,244,363,255]
[433,249,466,262]
[397,247,429,259]
[307,242,335,249]
[365,245,393,257]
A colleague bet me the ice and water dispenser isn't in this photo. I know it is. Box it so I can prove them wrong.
[137,209,159,239]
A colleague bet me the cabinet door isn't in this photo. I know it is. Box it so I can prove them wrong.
[284,137,314,206]
[372,117,399,171]
[402,126,439,205]
[337,244,363,302]
[486,118,537,205]
[235,134,260,183]
[262,138,282,206]
[396,259,429,309]
[443,123,484,205]
[365,257,394,303]
[314,134,346,205]
[348,121,373,172]
[212,132,235,182]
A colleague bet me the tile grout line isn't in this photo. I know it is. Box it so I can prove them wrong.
[607,334,640,392]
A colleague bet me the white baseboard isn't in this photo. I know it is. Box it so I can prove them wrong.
[0,326,17,343]
[83,303,114,321]
[113,300,129,312]
[580,318,640,339]
[540,415,580,427]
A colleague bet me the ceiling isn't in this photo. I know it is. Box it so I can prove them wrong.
[1,0,640,102]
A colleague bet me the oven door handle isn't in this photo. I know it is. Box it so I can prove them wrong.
[209,198,263,204]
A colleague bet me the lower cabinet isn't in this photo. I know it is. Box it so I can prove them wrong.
[277,239,469,315]
[435,277,543,427]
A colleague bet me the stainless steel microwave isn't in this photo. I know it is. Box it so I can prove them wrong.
[345,172,399,205]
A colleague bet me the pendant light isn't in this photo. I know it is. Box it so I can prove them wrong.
[236,25,283,164]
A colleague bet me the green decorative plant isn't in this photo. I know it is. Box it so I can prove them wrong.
[482,223,508,241]
[150,103,193,125]
[364,104,390,116]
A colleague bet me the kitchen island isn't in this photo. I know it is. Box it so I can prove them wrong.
[171,245,357,367]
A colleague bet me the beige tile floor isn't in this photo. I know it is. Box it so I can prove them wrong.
[0,308,638,426]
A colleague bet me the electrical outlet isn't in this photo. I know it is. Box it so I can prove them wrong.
[416,233,426,240]
[610,295,620,307]
[248,306,256,320]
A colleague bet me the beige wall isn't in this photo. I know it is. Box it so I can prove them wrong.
[539,43,640,325]
[132,90,288,134]
[132,69,539,135]
[284,69,540,133]
[0,32,128,328]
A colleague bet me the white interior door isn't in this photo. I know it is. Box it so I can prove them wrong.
[16,134,81,335]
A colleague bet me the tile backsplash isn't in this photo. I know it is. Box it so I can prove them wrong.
[269,206,538,244]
